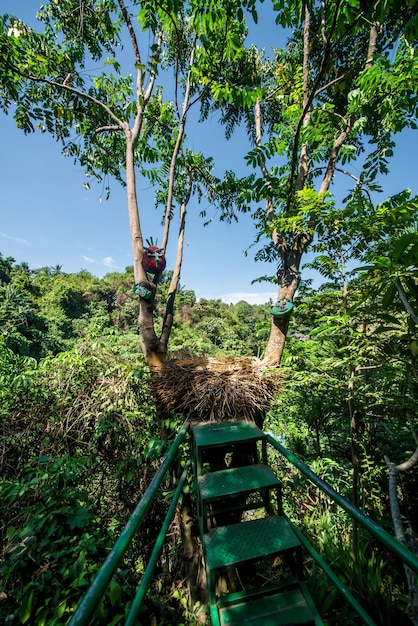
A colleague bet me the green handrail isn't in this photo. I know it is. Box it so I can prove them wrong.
[290,522,377,626]
[266,433,418,575]
[69,422,189,626]
[125,460,191,626]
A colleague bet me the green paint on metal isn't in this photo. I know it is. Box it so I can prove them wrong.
[290,522,377,626]
[217,583,323,626]
[125,460,191,626]
[266,433,418,575]
[68,422,189,626]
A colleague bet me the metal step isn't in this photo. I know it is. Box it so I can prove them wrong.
[203,515,303,574]
[191,420,267,476]
[193,421,324,626]
[198,464,282,532]
[217,581,323,625]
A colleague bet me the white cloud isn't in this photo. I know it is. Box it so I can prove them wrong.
[102,256,120,269]
[220,291,277,305]
[0,232,29,245]
[81,254,120,270]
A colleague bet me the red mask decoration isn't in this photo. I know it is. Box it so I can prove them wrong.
[142,239,166,274]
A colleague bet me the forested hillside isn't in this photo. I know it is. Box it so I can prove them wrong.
[0,254,272,361]
[1,251,417,624]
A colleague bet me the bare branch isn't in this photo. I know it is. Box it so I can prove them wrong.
[117,0,141,67]
[319,117,353,195]
[385,447,418,622]
[286,0,343,211]
[93,125,123,136]
[160,187,190,348]
[313,71,351,98]
[255,98,282,253]
[161,35,197,252]
[334,167,361,184]
[366,22,379,68]
[396,277,418,325]
[132,28,163,144]
[295,4,312,192]
[320,0,327,45]
[393,448,418,473]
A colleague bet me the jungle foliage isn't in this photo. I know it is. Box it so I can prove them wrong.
[0,255,272,625]
[1,0,418,622]
[1,248,417,624]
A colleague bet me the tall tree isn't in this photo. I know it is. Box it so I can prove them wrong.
[211,0,418,366]
[1,0,417,374]
[0,0,250,367]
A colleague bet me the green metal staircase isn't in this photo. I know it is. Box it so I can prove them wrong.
[68,419,418,626]
[191,420,323,626]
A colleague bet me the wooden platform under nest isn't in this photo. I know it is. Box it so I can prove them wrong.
[149,357,282,425]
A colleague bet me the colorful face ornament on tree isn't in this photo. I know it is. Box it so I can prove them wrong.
[141,238,166,276]
[132,282,154,302]
[271,299,294,316]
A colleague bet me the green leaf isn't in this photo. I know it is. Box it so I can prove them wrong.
[393,232,416,262]
[68,506,89,529]
[380,313,403,326]
[20,589,34,624]
[382,283,397,309]
[54,599,67,618]
[109,580,122,606]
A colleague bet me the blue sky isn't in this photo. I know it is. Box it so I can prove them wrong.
[0,2,416,304]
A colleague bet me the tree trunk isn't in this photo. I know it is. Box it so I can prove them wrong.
[262,271,297,367]
[262,10,381,367]
[179,495,207,616]
[125,133,167,367]
[262,239,310,366]
[262,8,312,368]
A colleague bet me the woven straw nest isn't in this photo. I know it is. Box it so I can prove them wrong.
[149,357,282,425]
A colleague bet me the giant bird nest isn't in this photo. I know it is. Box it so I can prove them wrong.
[149,357,282,425]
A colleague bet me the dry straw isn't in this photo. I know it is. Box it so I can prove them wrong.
[149,357,282,424]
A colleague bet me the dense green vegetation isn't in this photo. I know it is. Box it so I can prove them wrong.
[0,254,272,625]
[1,0,417,621]
[1,250,417,624]
[0,253,272,362]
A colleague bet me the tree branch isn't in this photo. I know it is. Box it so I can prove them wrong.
[132,28,163,144]
[254,98,283,255]
[117,0,141,68]
[319,117,354,195]
[286,0,343,212]
[4,60,125,129]
[313,71,351,98]
[161,35,197,253]
[160,182,190,348]
[385,449,418,624]
[93,125,123,136]
[295,4,312,193]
